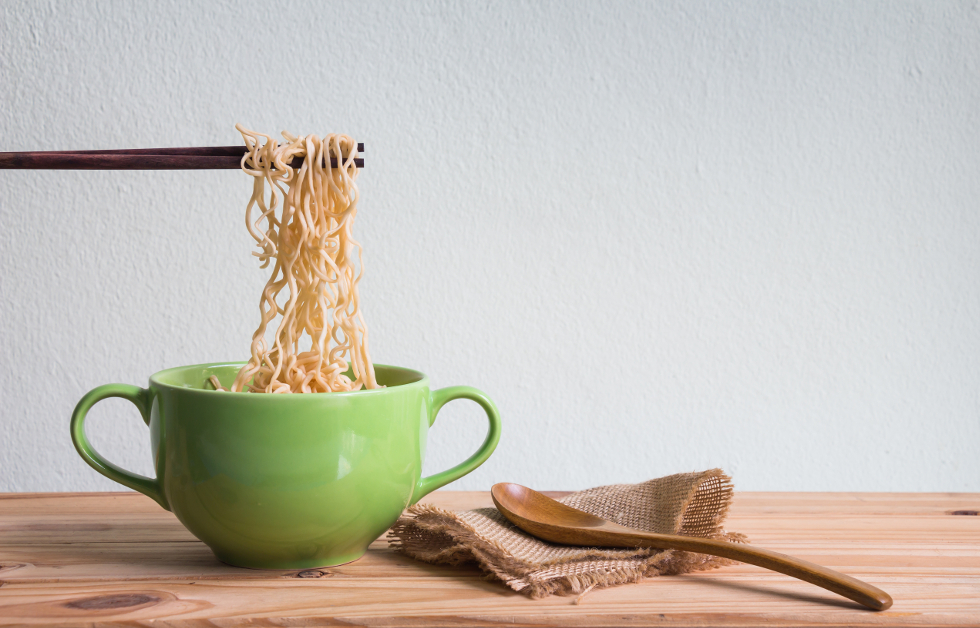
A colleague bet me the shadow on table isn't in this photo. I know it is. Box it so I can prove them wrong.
[687,574,870,611]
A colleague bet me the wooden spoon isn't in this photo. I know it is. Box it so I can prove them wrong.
[491,483,892,611]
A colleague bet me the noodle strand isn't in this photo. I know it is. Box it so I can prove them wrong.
[231,125,378,393]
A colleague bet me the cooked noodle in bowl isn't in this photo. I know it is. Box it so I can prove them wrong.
[230,124,378,393]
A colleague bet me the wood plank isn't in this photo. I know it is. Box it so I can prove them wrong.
[2,578,979,627]
[4,490,976,517]
[0,491,978,627]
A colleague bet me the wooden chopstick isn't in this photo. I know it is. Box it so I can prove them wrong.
[27,144,365,155]
[0,144,365,170]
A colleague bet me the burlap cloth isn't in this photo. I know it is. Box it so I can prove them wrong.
[388,468,746,599]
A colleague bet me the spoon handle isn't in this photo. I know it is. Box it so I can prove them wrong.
[617,529,892,611]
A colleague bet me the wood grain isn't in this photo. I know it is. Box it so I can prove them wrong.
[0,491,978,627]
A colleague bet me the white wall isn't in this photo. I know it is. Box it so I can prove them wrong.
[1,1,977,494]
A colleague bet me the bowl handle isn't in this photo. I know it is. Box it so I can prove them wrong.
[412,386,502,505]
[70,384,169,511]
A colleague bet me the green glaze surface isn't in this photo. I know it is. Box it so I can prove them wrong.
[70,363,501,569]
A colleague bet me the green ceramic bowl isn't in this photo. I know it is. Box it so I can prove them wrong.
[70,362,501,569]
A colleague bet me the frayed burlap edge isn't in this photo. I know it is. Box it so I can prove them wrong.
[388,469,747,599]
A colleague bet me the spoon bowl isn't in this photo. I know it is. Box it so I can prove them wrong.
[491,482,892,611]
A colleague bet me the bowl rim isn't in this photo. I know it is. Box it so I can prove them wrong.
[148,361,429,397]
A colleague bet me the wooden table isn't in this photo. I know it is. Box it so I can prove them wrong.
[1,491,977,626]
